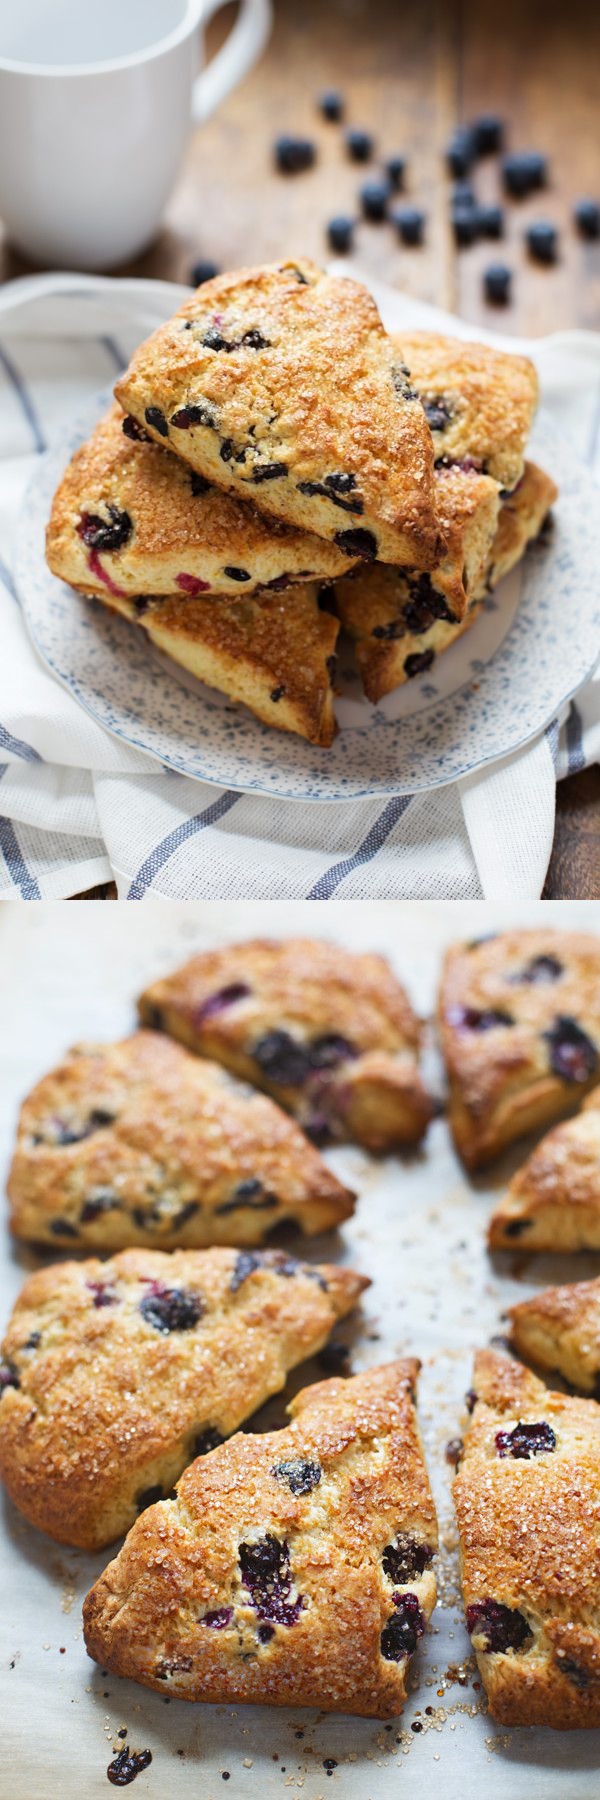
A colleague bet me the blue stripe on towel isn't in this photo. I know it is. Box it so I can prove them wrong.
[0,341,46,452]
[100,335,127,374]
[565,702,585,775]
[306,795,413,899]
[127,791,240,898]
[0,816,42,898]
[0,555,18,604]
[0,722,42,763]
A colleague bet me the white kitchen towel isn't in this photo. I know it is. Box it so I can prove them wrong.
[0,270,598,901]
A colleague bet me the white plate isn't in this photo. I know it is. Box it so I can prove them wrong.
[16,390,600,801]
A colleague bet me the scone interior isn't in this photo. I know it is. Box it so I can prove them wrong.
[439,929,600,1170]
[7,1030,355,1250]
[392,330,539,492]
[454,1349,600,1727]
[488,1086,600,1251]
[507,1275,600,1395]
[138,936,435,1153]
[82,1360,438,1716]
[45,402,356,601]
[0,1247,368,1549]
[115,258,441,569]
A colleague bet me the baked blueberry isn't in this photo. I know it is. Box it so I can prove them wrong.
[121,414,151,442]
[327,216,355,253]
[334,527,377,558]
[526,221,558,264]
[345,127,374,162]
[495,1420,556,1460]
[144,406,169,437]
[77,507,132,553]
[544,1017,598,1084]
[466,1598,532,1654]
[382,1535,434,1584]
[483,263,512,304]
[404,649,435,678]
[380,1592,425,1660]
[139,1286,204,1333]
[107,1746,152,1786]
[447,1004,514,1032]
[253,1030,310,1086]
[515,952,563,984]
[238,1534,303,1625]
[393,206,425,245]
[274,135,316,175]
[271,1458,322,1495]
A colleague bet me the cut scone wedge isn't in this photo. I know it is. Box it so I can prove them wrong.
[454,1348,600,1727]
[7,1031,355,1250]
[488,1085,600,1251]
[335,460,556,703]
[507,1275,600,1394]
[83,1360,437,1715]
[0,1247,368,1549]
[115,259,441,569]
[138,937,435,1153]
[46,403,355,601]
[87,580,340,747]
[439,930,600,1171]
[393,330,539,491]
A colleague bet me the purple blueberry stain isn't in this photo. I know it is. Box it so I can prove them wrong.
[201,1607,233,1629]
[380,1593,426,1661]
[86,1279,119,1308]
[271,1459,322,1495]
[495,1420,556,1460]
[466,1599,532,1654]
[447,1005,514,1032]
[512,953,563,985]
[382,1535,434,1584]
[139,1286,204,1333]
[544,1017,598,1084]
[193,982,251,1025]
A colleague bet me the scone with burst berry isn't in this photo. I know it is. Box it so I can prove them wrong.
[138,937,435,1153]
[439,930,600,1171]
[0,1247,367,1549]
[7,1031,355,1250]
[392,330,538,492]
[115,259,442,569]
[488,1085,600,1251]
[507,1275,600,1394]
[83,1361,437,1716]
[455,1349,600,1727]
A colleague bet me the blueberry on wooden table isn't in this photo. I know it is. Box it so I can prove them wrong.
[360,177,391,221]
[526,221,559,264]
[385,154,406,189]
[452,206,478,246]
[472,115,504,155]
[446,127,476,177]
[483,263,512,304]
[275,135,316,174]
[502,151,547,196]
[327,215,355,252]
[452,181,476,208]
[190,259,220,286]
[345,127,374,162]
[574,198,600,238]
[476,204,504,238]
[393,206,425,245]
[319,89,344,121]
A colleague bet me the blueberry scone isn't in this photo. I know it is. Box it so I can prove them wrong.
[0,1248,367,1549]
[138,938,435,1153]
[83,1360,437,1715]
[46,404,355,602]
[7,1031,355,1250]
[336,461,557,702]
[439,930,600,1171]
[454,1348,600,1727]
[392,331,538,492]
[82,579,340,746]
[488,1086,600,1251]
[115,260,441,569]
[507,1277,600,1394]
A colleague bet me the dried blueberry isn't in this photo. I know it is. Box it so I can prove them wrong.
[121,415,151,443]
[275,135,316,174]
[327,216,355,253]
[526,221,558,264]
[139,1287,204,1333]
[574,199,600,239]
[393,206,425,246]
[239,1534,303,1625]
[252,462,288,482]
[319,90,344,122]
[545,1017,598,1084]
[382,1536,434,1584]
[466,1599,532,1654]
[270,686,286,702]
[190,260,220,287]
[381,1593,425,1661]
[360,178,391,221]
[404,649,435,678]
[194,982,251,1024]
[171,403,216,430]
[107,1746,152,1786]
[447,1005,514,1031]
[253,1029,310,1086]
[484,263,512,304]
[202,1607,232,1629]
[496,1420,556,1460]
[333,528,377,559]
[144,406,169,437]
[77,507,132,553]
[271,1459,322,1495]
[345,128,373,162]
[514,953,563,984]
[193,1426,224,1456]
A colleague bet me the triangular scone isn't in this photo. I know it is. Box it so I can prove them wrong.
[393,331,538,491]
[46,404,355,601]
[335,460,556,702]
[454,1349,600,1727]
[83,1361,437,1716]
[0,1247,367,1549]
[507,1276,600,1393]
[87,581,340,746]
[138,938,435,1153]
[7,1031,355,1250]
[489,1086,600,1251]
[439,930,600,1171]
[115,259,441,569]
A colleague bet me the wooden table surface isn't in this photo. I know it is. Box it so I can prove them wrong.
[3,0,598,899]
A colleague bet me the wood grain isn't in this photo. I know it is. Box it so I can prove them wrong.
[3,0,597,899]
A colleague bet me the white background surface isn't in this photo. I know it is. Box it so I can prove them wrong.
[1,899,600,1797]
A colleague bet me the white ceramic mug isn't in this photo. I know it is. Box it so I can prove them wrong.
[0,0,272,270]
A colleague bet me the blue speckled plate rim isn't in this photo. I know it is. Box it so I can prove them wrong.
[16,391,600,803]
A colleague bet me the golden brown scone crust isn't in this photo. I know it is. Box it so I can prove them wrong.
[83,1360,437,1716]
[489,1085,600,1251]
[395,330,538,490]
[138,938,434,1153]
[115,259,440,568]
[439,930,600,1171]
[7,1031,355,1250]
[87,581,340,747]
[454,1349,600,1727]
[335,459,553,703]
[507,1275,600,1394]
[46,404,354,600]
[0,1248,367,1550]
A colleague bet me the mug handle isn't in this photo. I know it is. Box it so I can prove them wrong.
[191,0,272,124]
